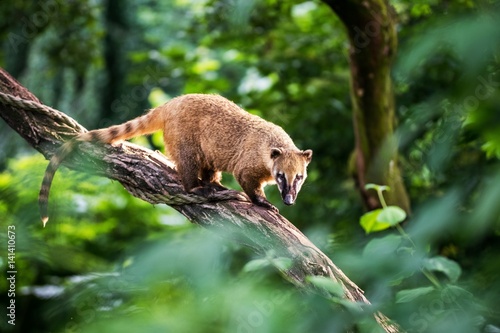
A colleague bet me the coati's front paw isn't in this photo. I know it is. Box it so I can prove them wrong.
[252,196,279,213]
[189,186,250,203]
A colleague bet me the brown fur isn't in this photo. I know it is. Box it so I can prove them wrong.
[39,94,312,224]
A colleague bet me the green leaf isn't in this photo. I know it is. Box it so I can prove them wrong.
[365,183,390,192]
[243,258,270,272]
[360,209,392,233]
[363,234,403,257]
[396,246,415,256]
[423,256,462,282]
[441,285,473,303]
[334,299,364,315]
[306,276,344,297]
[396,286,435,303]
[243,256,292,273]
[271,257,293,271]
[377,206,407,226]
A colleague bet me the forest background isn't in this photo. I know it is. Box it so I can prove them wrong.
[0,0,499,332]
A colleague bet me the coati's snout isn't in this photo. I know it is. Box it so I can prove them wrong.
[284,195,294,205]
[282,190,296,206]
[276,173,301,205]
[272,148,312,206]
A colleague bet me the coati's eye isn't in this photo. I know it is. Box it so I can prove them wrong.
[295,174,303,181]
[276,172,285,183]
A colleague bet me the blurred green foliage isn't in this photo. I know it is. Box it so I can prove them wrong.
[1,0,500,332]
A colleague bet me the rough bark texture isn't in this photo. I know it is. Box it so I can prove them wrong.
[0,68,402,333]
[323,0,411,214]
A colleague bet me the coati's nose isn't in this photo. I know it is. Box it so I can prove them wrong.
[283,194,295,205]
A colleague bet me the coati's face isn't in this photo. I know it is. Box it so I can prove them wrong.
[271,148,313,205]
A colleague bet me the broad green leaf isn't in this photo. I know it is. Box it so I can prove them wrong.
[441,285,473,303]
[423,256,462,282]
[306,276,344,297]
[396,286,435,303]
[360,209,392,233]
[363,234,403,257]
[377,206,407,226]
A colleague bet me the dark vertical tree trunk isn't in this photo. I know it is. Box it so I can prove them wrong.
[101,0,131,126]
[100,0,150,129]
[323,0,411,214]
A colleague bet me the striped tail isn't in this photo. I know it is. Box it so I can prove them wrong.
[39,139,78,226]
[81,108,164,144]
[38,106,164,226]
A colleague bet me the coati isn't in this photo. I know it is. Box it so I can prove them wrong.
[39,94,312,224]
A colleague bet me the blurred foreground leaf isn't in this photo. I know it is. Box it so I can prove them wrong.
[306,275,344,297]
[423,256,462,283]
[396,286,434,303]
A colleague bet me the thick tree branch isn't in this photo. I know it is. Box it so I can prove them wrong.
[0,68,401,332]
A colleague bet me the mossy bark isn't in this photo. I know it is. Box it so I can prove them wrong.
[323,0,411,214]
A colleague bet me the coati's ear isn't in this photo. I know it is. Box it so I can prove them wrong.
[302,149,313,163]
[270,148,282,159]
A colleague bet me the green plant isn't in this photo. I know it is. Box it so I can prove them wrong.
[359,184,482,332]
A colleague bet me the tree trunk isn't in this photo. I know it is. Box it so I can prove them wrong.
[323,0,411,214]
[0,68,402,333]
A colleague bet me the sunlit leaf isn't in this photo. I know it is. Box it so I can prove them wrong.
[364,183,390,192]
[377,206,407,226]
[192,58,220,74]
[291,1,318,32]
[148,87,171,107]
[360,209,392,233]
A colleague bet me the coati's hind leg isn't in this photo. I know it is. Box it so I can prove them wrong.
[180,164,223,197]
[201,168,227,191]
[176,159,202,193]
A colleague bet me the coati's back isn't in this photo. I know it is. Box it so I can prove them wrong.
[160,94,299,172]
[39,94,312,224]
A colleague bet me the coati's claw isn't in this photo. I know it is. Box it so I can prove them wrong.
[253,196,279,212]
